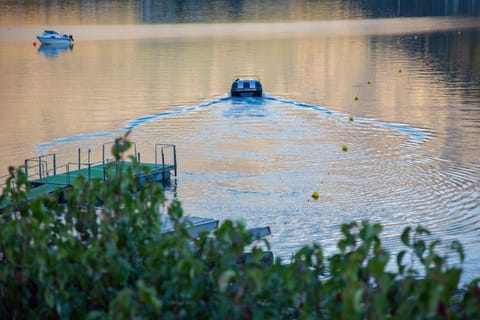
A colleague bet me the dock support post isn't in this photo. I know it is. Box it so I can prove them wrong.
[173,145,177,176]
[161,148,165,168]
[38,156,42,180]
[88,149,91,181]
[25,159,28,179]
[78,148,81,171]
[102,144,106,181]
[66,165,70,184]
[53,154,56,176]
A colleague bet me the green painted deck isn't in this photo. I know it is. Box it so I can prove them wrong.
[30,162,174,186]
[0,184,69,210]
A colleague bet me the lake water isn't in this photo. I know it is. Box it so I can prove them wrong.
[1,1,479,282]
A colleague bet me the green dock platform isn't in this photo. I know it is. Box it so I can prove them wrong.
[0,142,177,210]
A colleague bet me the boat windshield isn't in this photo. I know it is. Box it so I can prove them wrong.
[44,30,60,35]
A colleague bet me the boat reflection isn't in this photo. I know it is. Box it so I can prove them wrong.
[38,43,73,57]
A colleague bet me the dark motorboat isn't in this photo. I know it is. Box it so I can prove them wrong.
[230,76,263,97]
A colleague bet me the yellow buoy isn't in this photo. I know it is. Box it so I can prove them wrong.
[398,68,402,73]
[349,115,354,122]
[312,191,319,200]
[354,96,359,101]
[367,80,371,85]
[342,145,348,152]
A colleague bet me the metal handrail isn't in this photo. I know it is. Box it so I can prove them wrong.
[102,141,137,165]
[24,153,57,181]
[155,144,177,176]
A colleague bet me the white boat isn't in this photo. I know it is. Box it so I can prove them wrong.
[37,30,74,46]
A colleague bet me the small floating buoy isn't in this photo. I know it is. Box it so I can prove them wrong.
[367,80,371,85]
[458,31,462,35]
[349,115,354,122]
[33,41,37,47]
[342,145,348,152]
[354,96,359,101]
[414,35,418,40]
[398,68,402,73]
[311,191,319,200]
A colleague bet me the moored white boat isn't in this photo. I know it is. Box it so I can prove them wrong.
[37,30,74,46]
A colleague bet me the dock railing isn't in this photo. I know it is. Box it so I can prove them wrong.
[24,154,57,184]
[155,144,177,176]
[0,173,11,190]
[65,160,105,184]
[0,154,56,190]
[102,141,138,166]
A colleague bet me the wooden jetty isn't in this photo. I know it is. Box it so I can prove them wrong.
[0,142,177,209]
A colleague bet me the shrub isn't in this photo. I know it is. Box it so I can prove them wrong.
[0,134,479,319]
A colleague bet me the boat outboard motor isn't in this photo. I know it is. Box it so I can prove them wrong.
[69,35,74,41]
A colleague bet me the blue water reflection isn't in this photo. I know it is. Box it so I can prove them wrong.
[38,44,73,57]
[225,97,268,118]
[1,0,478,26]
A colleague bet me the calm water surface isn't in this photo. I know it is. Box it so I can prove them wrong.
[1,1,479,282]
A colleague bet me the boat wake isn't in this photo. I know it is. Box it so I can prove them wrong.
[264,95,432,145]
[35,95,230,154]
[36,94,431,154]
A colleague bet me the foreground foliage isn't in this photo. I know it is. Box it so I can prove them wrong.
[1,135,479,319]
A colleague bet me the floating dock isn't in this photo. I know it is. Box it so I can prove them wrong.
[0,142,177,209]
[0,141,274,265]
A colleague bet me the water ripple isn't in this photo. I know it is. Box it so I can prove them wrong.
[265,95,433,145]
[35,95,229,154]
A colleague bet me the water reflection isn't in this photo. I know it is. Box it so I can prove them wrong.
[0,0,478,26]
[37,43,73,58]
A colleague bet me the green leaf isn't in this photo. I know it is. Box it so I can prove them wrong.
[413,239,426,260]
[415,225,431,236]
[218,270,236,292]
[397,250,407,274]
[450,240,465,263]
[45,289,55,308]
[401,226,411,247]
